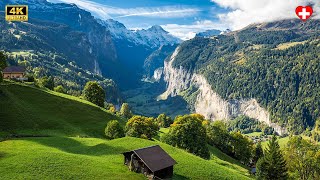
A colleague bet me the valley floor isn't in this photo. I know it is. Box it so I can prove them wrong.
[123,82,190,118]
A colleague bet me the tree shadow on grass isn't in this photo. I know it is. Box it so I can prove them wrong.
[0,152,5,158]
[26,137,128,156]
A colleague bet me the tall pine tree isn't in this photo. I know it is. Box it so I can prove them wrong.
[256,135,288,180]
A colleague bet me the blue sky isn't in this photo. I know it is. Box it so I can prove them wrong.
[49,0,320,40]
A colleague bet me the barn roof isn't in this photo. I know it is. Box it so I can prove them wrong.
[123,145,177,172]
[3,66,26,73]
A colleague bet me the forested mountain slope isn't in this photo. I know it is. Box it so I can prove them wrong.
[161,19,320,134]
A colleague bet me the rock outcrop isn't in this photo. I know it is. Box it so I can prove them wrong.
[159,47,287,135]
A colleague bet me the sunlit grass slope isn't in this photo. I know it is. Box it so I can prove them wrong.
[0,82,120,137]
[0,137,253,180]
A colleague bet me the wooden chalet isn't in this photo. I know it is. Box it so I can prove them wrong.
[122,145,177,179]
[2,66,27,81]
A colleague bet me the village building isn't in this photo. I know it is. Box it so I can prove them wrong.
[2,66,27,81]
[122,145,177,179]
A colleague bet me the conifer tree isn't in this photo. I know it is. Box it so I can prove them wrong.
[256,135,288,180]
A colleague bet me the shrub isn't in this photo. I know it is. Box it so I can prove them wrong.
[37,76,54,90]
[105,120,124,139]
[54,85,66,94]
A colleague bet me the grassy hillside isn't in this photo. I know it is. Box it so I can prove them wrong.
[0,82,120,138]
[0,137,252,180]
[0,82,253,179]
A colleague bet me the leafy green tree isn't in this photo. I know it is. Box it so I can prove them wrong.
[230,131,254,165]
[54,85,66,94]
[253,142,264,164]
[83,81,105,107]
[125,115,158,139]
[120,103,132,119]
[206,121,233,155]
[156,113,173,128]
[0,51,7,70]
[105,120,124,139]
[256,135,288,180]
[38,76,54,90]
[284,136,320,179]
[161,114,210,159]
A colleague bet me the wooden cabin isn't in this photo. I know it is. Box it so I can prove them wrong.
[122,145,177,179]
[2,66,27,81]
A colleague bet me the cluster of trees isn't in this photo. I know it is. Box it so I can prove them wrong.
[160,114,258,163]
[206,121,254,164]
[104,107,172,141]
[101,105,320,180]
[228,115,268,134]
[105,115,162,140]
[161,114,210,159]
[37,76,54,90]
[256,135,320,180]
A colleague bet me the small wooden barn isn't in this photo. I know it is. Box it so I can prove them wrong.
[122,145,177,179]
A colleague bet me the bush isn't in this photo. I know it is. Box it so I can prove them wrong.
[37,76,54,90]
[125,115,158,139]
[54,85,66,94]
[105,120,124,139]
[83,81,105,107]
[161,114,210,159]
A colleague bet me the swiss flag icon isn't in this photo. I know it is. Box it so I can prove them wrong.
[296,6,313,21]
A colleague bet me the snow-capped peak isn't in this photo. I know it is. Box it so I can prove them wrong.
[99,19,181,48]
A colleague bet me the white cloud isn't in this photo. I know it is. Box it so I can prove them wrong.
[212,0,320,30]
[161,20,228,40]
[49,0,200,19]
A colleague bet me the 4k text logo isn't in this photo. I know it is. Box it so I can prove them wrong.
[6,5,28,21]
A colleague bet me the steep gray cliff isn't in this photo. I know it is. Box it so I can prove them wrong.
[158,47,286,135]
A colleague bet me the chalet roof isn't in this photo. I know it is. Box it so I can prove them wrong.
[3,66,26,73]
[123,145,177,172]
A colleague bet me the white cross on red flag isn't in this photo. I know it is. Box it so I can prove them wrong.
[295,6,313,21]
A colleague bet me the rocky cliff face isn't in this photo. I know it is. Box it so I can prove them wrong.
[159,47,286,135]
